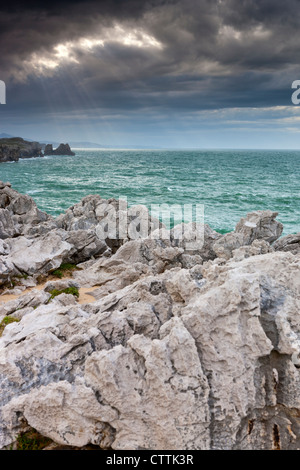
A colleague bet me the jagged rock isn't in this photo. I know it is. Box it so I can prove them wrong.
[232,239,274,261]
[43,144,53,156]
[44,143,75,156]
[213,210,283,259]
[0,229,110,284]
[0,240,9,256]
[273,232,300,255]
[149,223,222,266]
[64,229,109,262]
[0,182,11,190]
[0,209,15,239]
[56,194,102,231]
[72,237,184,295]
[56,196,162,243]
[0,289,50,318]
[235,210,283,243]
[1,250,300,450]
[0,258,20,285]
[50,293,79,307]
[169,222,222,261]
[43,279,79,293]
[1,182,300,451]
[0,182,52,235]
[5,231,74,276]
[0,185,113,282]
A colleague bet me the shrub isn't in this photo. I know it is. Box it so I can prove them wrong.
[52,269,63,278]
[52,263,77,279]
[16,429,52,450]
[48,286,79,302]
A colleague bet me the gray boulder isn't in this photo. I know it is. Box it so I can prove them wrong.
[0,209,15,239]
[273,232,300,255]
[0,182,52,236]
[213,210,283,259]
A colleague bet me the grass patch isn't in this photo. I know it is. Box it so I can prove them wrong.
[0,316,20,336]
[52,263,78,279]
[52,269,63,279]
[16,428,52,450]
[4,273,29,290]
[48,286,79,302]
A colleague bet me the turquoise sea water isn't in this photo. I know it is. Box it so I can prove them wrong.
[0,149,299,236]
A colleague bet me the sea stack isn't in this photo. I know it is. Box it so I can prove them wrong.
[44,143,75,156]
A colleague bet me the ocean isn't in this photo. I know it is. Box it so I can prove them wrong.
[0,148,299,236]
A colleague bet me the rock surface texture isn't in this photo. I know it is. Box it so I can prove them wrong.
[0,181,299,450]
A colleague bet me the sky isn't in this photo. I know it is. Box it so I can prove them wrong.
[1,0,300,148]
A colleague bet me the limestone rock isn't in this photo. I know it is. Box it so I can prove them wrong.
[1,251,300,450]
[235,210,283,244]
[0,182,52,235]
[5,231,74,276]
[56,197,163,254]
[273,232,300,255]
[213,210,283,259]
[0,182,299,451]
[72,237,184,296]
[0,289,50,318]
[0,258,20,286]
[0,209,15,239]
[64,229,109,262]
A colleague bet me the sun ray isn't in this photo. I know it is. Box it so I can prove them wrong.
[23,24,163,78]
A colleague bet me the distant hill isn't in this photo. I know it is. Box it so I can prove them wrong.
[0,133,106,149]
[0,133,161,150]
[0,133,14,139]
[69,141,109,148]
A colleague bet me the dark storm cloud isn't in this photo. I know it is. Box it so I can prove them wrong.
[0,0,299,117]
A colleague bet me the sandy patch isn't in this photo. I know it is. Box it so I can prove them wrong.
[0,282,99,306]
[78,287,99,304]
[0,284,44,304]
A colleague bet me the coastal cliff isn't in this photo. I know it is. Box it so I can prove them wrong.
[0,138,43,162]
[0,181,300,450]
[0,138,75,163]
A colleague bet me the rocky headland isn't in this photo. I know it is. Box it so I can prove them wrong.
[0,181,300,450]
[0,138,75,163]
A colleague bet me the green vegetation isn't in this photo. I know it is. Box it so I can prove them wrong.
[20,273,28,280]
[0,316,20,336]
[16,428,52,450]
[47,286,79,302]
[52,269,63,279]
[5,273,29,290]
[52,263,78,279]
